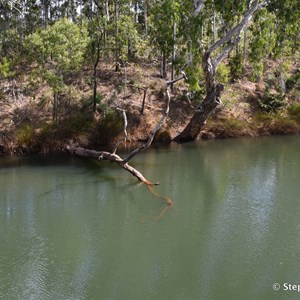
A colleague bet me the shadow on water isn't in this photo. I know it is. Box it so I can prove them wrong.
[2,152,175,222]
[0,152,119,176]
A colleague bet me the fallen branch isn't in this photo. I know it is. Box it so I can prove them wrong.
[66,146,153,184]
[124,72,187,163]
[67,73,187,187]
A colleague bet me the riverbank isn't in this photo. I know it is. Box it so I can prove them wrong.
[1,61,300,156]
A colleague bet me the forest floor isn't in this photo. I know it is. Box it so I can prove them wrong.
[0,60,300,155]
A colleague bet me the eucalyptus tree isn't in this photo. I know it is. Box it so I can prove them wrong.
[248,0,300,84]
[175,0,268,142]
[25,18,89,122]
[248,8,276,81]
[88,2,106,112]
[150,0,180,78]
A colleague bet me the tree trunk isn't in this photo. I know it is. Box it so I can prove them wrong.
[213,11,217,43]
[42,0,50,28]
[174,0,265,142]
[174,57,223,142]
[141,87,148,115]
[243,29,247,65]
[53,92,58,123]
[144,0,148,35]
[114,0,120,71]
[161,51,167,79]
[134,1,138,23]
[173,94,219,142]
[93,37,101,113]
[171,22,176,93]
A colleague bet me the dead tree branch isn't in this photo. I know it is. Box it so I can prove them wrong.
[124,72,187,163]
[67,73,187,185]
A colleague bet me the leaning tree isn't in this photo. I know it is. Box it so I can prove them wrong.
[69,0,268,187]
[174,0,267,142]
[68,73,187,207]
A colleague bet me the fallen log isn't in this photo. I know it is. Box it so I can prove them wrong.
[66,74,186,209]
[66,146,154,185]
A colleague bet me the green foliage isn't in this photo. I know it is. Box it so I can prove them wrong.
[95,92,104,105]
[222,89,240,109]
[0,57,15,79]
[214,0,248,25]
[254,112,274,124]
[207,117,247,137]
[268,0,300,56]
[39,113,93,140]
[37,113,93,152]
[287,103,300,122]
[1,29,24,62]
[249,9,276,80]
[81,92,106,112]
[254,112,299,134]
[150,0,180,55]
[95,110,124,144]
[25,19,89,122]
[258,93,286,113]
[286,70,300,92]
[216,63,230,84]
[26,18,89,72]
[250,62,264,82]
[271,116,298,133]
[229,52,243,81]
[118,15,140,62]
[17,123,35,147]
[222,118,245,131]
[185,58,205,92]
[63,113,93,134]
[43,69,65,92]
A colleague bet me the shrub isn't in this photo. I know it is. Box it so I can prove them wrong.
[206,117,247,138]
[254,112,273,124]
[229,52,243,81]
[63,113,93,134]
[17,123,35,147]
[94,110,123,145]
[271,117,298,134]
[216,63,230,84]
[250,61,264,82]
[258,93,285,113]
[286,70,300,92]
[0,57,15,79]
[287,103,300,122]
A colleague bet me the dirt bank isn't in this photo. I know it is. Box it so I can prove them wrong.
[1,62,300,156]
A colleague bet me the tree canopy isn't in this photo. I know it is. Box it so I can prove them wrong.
[0,0,299,144]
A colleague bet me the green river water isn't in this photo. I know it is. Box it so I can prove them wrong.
[1,136,300,300]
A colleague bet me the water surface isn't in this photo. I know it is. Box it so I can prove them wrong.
[1,136,300,300]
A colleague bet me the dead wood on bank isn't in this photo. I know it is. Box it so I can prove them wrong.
[67,73,187,207]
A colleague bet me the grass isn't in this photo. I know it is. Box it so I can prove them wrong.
[287,103,300,123]
[17,123,35,147]
[206,117,248,138]
[270,116,298,134]
[253,111,299,134]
